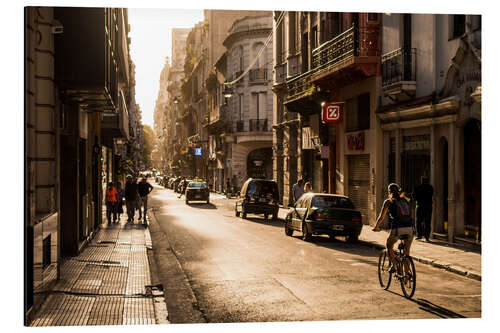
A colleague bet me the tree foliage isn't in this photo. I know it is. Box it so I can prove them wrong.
[142,125,156,169]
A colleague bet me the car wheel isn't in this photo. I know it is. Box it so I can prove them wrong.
[272,212,278,220]
[235,205,240,217]
[207,199,210,204]
[328,234,336,240]
[347,233,359,243]
[302,223,312,242]
[185,199,189,204]
[285,217,293,237]
[242,207,247,219]
[264,214,268,220]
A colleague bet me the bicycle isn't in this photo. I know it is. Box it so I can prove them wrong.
[377,234,416,299]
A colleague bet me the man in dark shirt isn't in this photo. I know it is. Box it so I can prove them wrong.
[138,177,153,222]
[124,175,139,222]
[414,176,434,241]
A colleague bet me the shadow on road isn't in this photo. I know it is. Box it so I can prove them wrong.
[240,216,283,228]
[287,234,380,259]
[413,298,467,318]
[186,202,217,209]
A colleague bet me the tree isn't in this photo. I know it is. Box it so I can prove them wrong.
[142,125,156,169]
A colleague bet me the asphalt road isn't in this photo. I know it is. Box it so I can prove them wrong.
[147,184,481,324]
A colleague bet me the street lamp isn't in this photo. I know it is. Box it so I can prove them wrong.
[222,84,233,99]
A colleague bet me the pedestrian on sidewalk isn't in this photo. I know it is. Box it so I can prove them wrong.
[138,177,154,222]
[125,175,139,222]
[372,183,414,272]
[105,182,118,224]
[225,178,232,198]
[414,176,434,242]
[304,181,312,193]
[292,179,304,204]
[116,181,124,222]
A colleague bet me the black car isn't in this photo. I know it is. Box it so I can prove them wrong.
[235,178,279,220]
[285,193,362,242]
[185,181,210,204]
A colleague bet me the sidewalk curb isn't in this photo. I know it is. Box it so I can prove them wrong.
[354,239,481,281]
[147,208,206,323]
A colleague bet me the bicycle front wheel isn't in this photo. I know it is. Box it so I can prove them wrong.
[400,256,416,299]
[378,250,392,290]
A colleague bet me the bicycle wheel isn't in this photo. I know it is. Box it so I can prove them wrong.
[400,256,416,299]
[378,250,392,289]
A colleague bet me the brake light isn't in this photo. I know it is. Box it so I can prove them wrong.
[352,217,362,222]
[245,198,249,204]
[186,189,190,193]
[313,213,327,220]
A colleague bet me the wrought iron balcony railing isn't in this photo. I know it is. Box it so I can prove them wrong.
[236,120,244,132]
[249,68,267,82]
[312,26,356,72]
[285,70,315,103]
[249,119,268,132]
[274,63,287,85]
[381,48,417,88]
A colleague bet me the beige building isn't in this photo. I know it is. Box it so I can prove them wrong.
[378,14,481,244]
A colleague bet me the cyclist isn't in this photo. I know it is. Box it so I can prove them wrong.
[373,183,414,272]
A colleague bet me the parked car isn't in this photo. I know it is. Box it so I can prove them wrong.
[173,177,183,192]
[185,181,210,204]
[235,178,279,220]
[284,193,362,242]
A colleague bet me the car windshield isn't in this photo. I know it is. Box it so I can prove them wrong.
[188,182,206,189]
[311,196,355,209]
[247,181,278,198]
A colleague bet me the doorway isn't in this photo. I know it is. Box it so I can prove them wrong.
[464,120,481,242]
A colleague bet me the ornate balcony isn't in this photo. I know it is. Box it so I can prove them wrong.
[311,19,381,89]
[273,63,287,86]
[236,120,245,132]
[249,119,268,132]
[382,48,417,101]
[249,68,267,83]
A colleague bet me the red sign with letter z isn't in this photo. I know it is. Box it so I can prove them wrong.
[322,102,343,123]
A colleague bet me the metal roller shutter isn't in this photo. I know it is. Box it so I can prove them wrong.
[348,154,370,223]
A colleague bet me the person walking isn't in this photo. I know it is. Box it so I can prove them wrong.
[124,175,139,223]
[105,182,118,224]
[116,181,125,222]
[138,177,154,222]
[292,179,304,204]
[414,176,434,242]
[226,178,232,198]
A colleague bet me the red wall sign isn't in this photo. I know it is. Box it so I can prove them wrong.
[322,102,343,123]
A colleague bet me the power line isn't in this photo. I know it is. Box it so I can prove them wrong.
[226,11,286,86]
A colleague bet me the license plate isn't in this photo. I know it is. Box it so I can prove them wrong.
[259,198,267,203]
[331,225,344,230]
[195,195,201,199]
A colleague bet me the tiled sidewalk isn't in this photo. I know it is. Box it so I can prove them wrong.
[30,219,158,326]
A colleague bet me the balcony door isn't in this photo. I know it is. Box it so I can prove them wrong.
[402,14,412,81]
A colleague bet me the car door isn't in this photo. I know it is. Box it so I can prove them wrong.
[292,197,307,229]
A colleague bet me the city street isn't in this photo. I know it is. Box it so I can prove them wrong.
[147,184,481,323]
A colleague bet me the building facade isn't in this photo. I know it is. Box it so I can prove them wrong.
[221,14,274,190]
[25,7,139,321]
[378,14,481,244]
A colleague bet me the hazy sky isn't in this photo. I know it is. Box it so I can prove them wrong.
[128,8,204,127]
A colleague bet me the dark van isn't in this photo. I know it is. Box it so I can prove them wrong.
[235,178,279,220]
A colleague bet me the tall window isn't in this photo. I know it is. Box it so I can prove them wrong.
[238,94,243,121]
[451,14,466,39]
[289,12,296,54]
[346,93,371,132]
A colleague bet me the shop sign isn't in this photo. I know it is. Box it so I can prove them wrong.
[322,102,344,123]
[194,147,202,156]
[320,146,329,159]
[347,132,365,150]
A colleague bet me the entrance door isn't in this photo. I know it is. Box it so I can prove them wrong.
[348,154,370,223]
[464,120,481,242]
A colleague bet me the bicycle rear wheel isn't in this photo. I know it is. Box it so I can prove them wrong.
[378,250,392,289]
[400,256,416,299]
